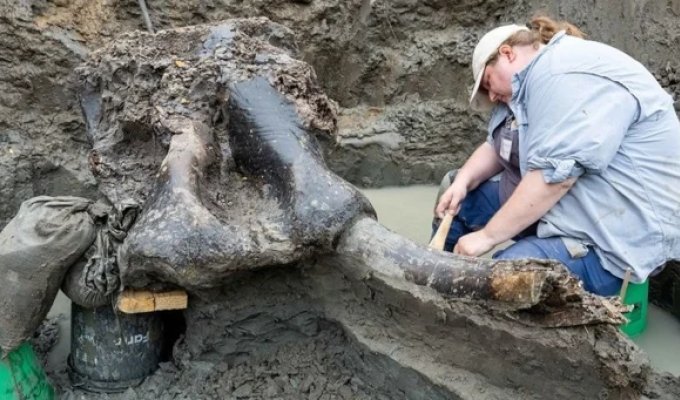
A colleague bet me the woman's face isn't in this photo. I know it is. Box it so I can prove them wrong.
[482,62,513,104]
[481,44,530,104]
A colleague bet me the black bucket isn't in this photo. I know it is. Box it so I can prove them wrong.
[68,303,165,393]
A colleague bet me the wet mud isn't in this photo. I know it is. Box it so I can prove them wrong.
[46,265,660,399]
[51,268,457,400]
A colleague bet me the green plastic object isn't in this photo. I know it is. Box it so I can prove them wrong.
[620,280,649,338]
[0,342,55,400]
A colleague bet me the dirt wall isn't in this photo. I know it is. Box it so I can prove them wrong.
[1,0,680,225]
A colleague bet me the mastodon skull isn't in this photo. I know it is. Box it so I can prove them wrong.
[78,18,374,290]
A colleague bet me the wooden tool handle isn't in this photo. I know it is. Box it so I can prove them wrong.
[619,269,632,301]
[429,212,454,251]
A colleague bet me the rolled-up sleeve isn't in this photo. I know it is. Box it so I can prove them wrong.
[524,72,639,183]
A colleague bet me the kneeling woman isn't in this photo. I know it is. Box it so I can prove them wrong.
[433,16,680,296]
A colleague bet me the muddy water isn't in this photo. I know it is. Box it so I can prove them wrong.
[363,185,439,246]
[361,184,680,377]
[45,291,70,373]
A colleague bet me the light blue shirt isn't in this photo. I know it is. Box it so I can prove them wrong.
[491,32,680,283]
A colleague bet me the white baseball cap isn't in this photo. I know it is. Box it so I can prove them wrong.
[470,24,529,111]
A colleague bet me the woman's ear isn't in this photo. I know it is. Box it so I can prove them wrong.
[498,44,515,62]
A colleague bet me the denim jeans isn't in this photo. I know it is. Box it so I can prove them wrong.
[432,179,622,296]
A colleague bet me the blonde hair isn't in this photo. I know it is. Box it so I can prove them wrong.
[487,15,585,64]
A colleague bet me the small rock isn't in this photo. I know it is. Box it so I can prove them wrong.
[254,53,270,64]
[300,374,314,393]
[309,380,326,400]
[233,382,253,398]
[350,376,365,388]
[264,380,279,397]
[339,384,354,399]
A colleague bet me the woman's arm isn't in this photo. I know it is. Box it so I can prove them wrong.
[454,169,576,256]
[435,142,503,218]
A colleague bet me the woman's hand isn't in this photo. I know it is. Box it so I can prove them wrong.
[434,142,503,220]
[435,183,467,219]
[453,229,496,257]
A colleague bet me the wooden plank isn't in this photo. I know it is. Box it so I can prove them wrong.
[117,289,188,314]
[154,290,188,311]
[117,290,155,313]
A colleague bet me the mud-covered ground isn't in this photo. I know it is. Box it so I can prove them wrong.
[43,268,459,400]
[51,323,412,400]
[38,263,680,400]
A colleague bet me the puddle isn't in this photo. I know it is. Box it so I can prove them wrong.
[45,291,71,373]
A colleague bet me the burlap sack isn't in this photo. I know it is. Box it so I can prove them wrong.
[0,196,96,353]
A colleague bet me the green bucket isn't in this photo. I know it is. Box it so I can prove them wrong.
[0,342,55,400]
[620,280,649,338]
